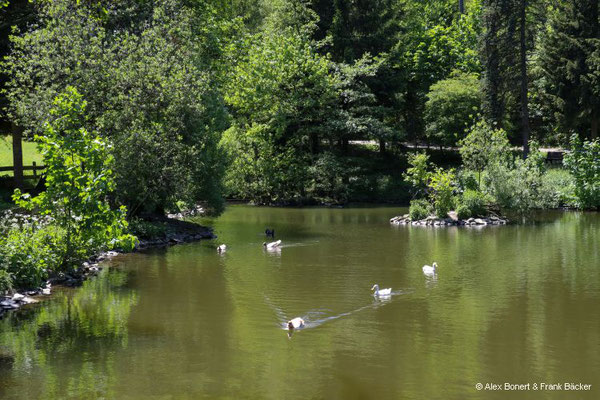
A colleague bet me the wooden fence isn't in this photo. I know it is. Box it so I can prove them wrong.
[0,162,46,180]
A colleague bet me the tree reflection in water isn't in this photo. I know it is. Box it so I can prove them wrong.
[0,267,138,399]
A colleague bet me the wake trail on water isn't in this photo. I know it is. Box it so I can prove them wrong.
[263,289,413,331]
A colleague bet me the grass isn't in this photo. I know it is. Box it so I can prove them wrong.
[0,134,43,177]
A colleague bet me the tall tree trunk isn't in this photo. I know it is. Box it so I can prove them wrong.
[519,0,531,158]
[379,139,386,154]
[459,0,465,14]
[11,122,24,189]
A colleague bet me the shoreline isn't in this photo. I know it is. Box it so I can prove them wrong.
[0,216,215,319]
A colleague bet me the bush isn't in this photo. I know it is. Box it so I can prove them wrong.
[428,168,457,218]
[542,168,576,207]
[128,218,168,240]
[0,225,66,289]
[425,72,481,148]
[0,270,12,294]
[484,142,554,213]
[456,189,489,219]
[409,199,431,221]
[456,169,479,192]
[563,134,600,209]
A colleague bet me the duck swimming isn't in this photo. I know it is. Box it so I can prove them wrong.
[371,284,392,296]
[287,317,305,330]
[263,240,281,249]
[422,262,437,276]
[217,244,227,253]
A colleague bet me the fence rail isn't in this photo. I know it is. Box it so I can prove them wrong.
[0,162,46,180]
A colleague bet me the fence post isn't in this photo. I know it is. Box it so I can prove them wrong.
[33,161,37,177]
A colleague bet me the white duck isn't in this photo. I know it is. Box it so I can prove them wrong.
[263,240,281,249]
[371,284,392,296]
[287,317,305,330]
[422,262,438,276]
[217,244,227,253]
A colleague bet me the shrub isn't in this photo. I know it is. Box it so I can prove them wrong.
[541,168,576,207]
[456,189,489,219]
[425,72,481,148]
[459,120,510,187]
[428,168,457,218]
[409,199,431,221]
[403,152,431,197]
[0,270,12,294]
[0,225,66,289]
[484,142,554,213]
[563,134,600,209]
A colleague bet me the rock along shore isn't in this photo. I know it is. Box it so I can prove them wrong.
[390,214,509,227]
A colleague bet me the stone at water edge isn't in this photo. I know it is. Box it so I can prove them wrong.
[42,288,51,295]
[11,293,25,302]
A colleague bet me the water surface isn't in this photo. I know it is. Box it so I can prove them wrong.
[1,206,599,399]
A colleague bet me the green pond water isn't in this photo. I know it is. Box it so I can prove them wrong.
[1,206,599,399]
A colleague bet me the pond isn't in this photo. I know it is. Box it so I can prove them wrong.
[0,206,599,399]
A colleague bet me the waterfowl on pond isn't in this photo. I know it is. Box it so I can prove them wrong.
[422,262,437,276]
[217,244,227,253]
[263,240,281,249]
[371,284,392,296]
[265,228,275,238]
[287,317,305,330]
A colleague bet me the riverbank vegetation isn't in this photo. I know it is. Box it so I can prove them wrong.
[0,0,599,291]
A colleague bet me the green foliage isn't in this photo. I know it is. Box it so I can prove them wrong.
[484,142,554,213]
[0,225,65,289]
[428,168,456,218]
[0,269,11,293]
[13,88,135,268]
[306,152,348,204]
[3,0,229,215]
[128,218,168,240]
[564,135,600,209]
[459,120,510,186]
[222,28,336,203]
[542,168,576,208]
[425,72,481,147]
[456,189,489,219]
[538,0,600,139]
[409,199,431,221]
[403,152,431,197]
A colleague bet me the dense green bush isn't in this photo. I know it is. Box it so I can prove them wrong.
[484,143,555,213]
[306,152,348,204]
[0,269,12,294]
[0,225,66,290]
[409,199,431,221]
[563,135,600,209]
[425,72,481,148]
[456,189,489,219]
[428,168,457,218]
[541,168,576,207]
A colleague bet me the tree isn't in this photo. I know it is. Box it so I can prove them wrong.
[14,87,135,267]
[425,72,481,148]
[481,0,540,156]
[459,119,510,187]
[222,29,337,203]
[3,0,229,214]
[538,0,600,139]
